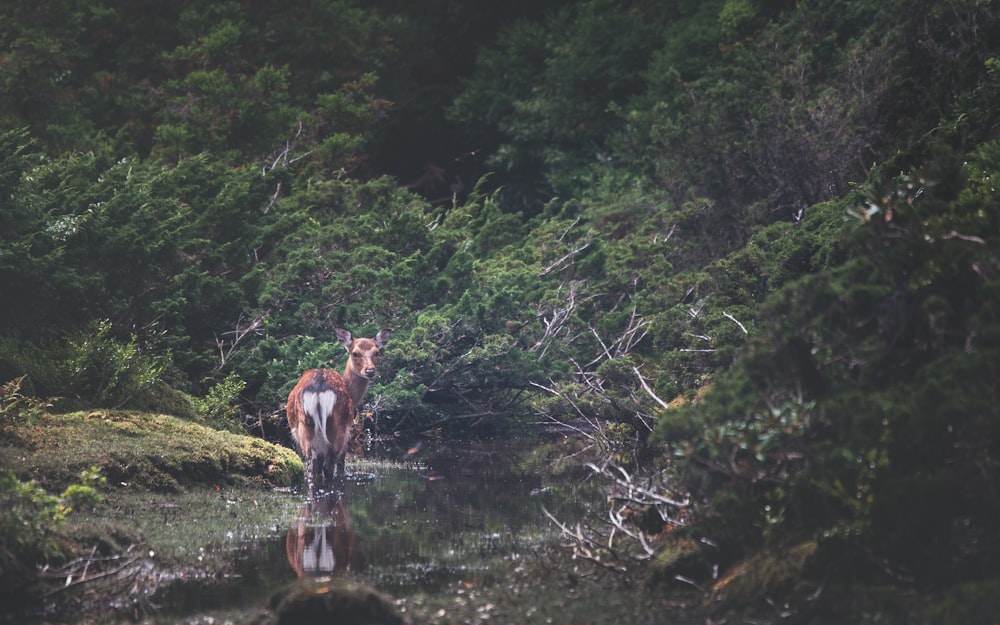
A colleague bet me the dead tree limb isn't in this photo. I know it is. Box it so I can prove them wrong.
[632,366,670,412]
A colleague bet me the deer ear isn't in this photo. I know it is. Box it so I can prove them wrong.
[376,328,392,348]
[336,328,353,350]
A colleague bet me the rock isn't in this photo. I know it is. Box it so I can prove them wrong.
[259,579,405,625]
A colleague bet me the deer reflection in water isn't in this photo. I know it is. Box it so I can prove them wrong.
[286,485,362,578]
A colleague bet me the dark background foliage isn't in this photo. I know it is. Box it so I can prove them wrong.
[2,0,999,616]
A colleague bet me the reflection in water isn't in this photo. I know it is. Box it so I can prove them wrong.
[143,437,676,624]
[339,439,595,595]
[277,439,583,593]
[285,485,361,578]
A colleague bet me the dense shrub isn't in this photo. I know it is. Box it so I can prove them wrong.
[1,1,999,611]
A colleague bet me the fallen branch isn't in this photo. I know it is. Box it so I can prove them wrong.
[41,553,148,598]
[942,230,985,244]
[542,507,628,573]
[587,462,690,508]
[529,380,599,441]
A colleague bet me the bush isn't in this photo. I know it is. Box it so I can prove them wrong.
[0,471,67,603]
[192,372,247,432]
[64,320,169,408]
[0,321,169,410]
[0,465,106,609]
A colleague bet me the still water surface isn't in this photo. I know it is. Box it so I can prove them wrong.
[143,437,693,624]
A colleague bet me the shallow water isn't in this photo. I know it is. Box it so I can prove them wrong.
[99,436,698,624]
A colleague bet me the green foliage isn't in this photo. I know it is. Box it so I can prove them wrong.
[639,0,899,235]
[0,321,169,410]
[2,1,1000,612]
[59,466,106,512]
[0,465,105,603]
[450,0,663,199]
[718,0,759,40]
[0,375,52,426]
[61,320,169,408]
[192,372,247,431]
[0,470,66,581]
[659,127,1000,589]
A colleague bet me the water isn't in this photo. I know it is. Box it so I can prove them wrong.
[281,438,596,591]
[97,436,696,624]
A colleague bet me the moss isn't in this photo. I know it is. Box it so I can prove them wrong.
[708,540,818,605]
[130,381,201,420]
[3,410,303,493]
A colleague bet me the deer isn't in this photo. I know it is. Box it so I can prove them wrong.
[286,327,391,496]
[286,490,360,578]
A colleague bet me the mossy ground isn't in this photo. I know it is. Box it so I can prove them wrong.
[2,409,303,492]
[0,409,307,622]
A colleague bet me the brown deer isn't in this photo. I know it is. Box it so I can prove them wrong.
[286,491,361,578]
[287,327,391,496]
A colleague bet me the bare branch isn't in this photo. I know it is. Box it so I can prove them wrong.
[539,241,591,276]
[722,311,749,335]
[557,216,582,243]
[532,281,582,356]
[942,230,986,244]
[215,313,268,370]
[529,380,599,441]
[586,462,690,508]
[632,366,670,411]
[542,507,629,573]
[654,223,677,245]
[588,324,614,362]
[264,180,282,214]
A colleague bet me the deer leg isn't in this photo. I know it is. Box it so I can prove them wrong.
[305,452,317,499]
[319,454,333,495]
[307,451,327,498]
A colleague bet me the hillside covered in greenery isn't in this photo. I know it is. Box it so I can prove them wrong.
[2,0,999,620]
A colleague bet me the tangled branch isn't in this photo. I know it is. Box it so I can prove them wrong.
[543,458,690,572]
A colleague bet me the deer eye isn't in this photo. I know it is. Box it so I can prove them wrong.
[353,352,362,358]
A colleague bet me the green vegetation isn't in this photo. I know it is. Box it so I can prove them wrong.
[2,0,999,620]
[0,391,302,616]
[3,409,301,493]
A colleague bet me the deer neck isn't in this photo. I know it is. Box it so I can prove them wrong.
[342,366,371,410]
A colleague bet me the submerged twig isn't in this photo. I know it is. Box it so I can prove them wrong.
[542,507,628,573]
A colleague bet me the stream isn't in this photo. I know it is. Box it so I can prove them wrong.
[79,436,699,624]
